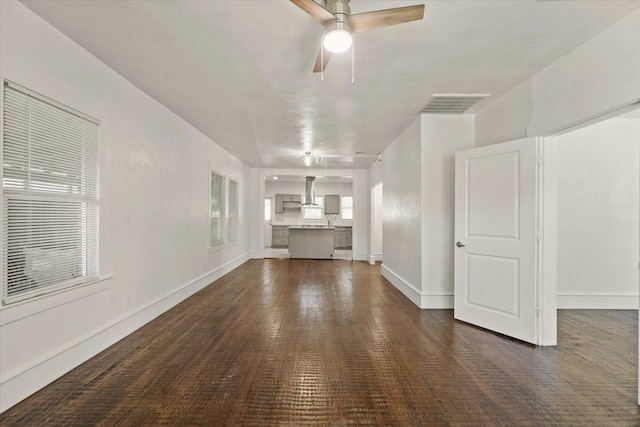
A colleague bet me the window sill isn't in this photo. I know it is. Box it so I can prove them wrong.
[0,275,112,326]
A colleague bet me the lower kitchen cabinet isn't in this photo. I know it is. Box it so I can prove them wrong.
[334,226,352,249]
[271,225,289,247]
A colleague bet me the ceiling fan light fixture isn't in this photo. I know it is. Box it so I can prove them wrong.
[302,152,313,166]
[323,21,352,53]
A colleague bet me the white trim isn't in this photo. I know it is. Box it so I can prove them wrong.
[368,255,376,265]
[0,275,112,325]
[374,253,383,262]
[381,264,454,309]
[0,253,250,413]
[353,252,368,262]
[381,264,421,307]
[557,292,639,309]
[420,293,453,309]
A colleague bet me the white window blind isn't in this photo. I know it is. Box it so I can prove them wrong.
[2,81,99,304]
[228,180,239,242]
[341,195,353,220]
[210,171,226,246]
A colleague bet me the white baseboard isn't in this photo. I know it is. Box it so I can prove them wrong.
[368,255,376,265]
[352,252,367,262]
[557,292,639,309]
[374,253,383,262]
[380,265,453,309]
[381,264,421,307]
[420,293,453,309]
[0,253,250,413]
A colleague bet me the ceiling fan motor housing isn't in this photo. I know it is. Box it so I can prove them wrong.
[326,0,351,22]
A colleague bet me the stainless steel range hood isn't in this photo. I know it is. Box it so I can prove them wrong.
[301,176,317,205]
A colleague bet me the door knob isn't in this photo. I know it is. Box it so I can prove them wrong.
[456,242,465,248]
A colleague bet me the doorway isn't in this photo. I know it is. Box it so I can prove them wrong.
[553,109,639,310]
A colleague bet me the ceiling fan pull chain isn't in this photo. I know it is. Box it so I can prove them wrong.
[351,37,355,84]
[321,34,325,83]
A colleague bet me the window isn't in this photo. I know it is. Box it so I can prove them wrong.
[210,171,226,247]
[302,206,323,220]
[264,198,271,222]
[228,180,239,242]
[341,195,353,220]
[2,81,99,304]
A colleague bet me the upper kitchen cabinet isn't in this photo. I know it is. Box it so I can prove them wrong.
[275,194,301,213]
[324,194,340,215]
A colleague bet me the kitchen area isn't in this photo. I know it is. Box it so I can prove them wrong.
[264,175,353,260]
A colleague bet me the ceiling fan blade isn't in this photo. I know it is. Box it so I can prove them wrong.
[290,0,336,25]
[313,47,333,73]
[348,4,425,33]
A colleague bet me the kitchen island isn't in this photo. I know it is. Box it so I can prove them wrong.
[288,226,335,259]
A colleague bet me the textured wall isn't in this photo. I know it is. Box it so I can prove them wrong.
[382,118,422,290]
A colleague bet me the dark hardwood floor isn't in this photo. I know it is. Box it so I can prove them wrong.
[1,259,638,426]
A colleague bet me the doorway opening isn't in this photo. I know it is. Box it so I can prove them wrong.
[263,175,353,260]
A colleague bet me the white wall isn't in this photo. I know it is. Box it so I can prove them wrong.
[421,115,475,308]
[380,117,422,305]
[476,9,640,146]
[556,117,640,308]
[0,1,251,412]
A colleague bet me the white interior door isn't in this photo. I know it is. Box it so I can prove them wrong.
[454,136,552,345]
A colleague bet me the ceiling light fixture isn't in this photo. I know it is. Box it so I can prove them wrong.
[302,152,313,166]
[323,21,352,53]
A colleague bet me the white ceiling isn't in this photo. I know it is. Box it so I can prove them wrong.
[21,0,640,169]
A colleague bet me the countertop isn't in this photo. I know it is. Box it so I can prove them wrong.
[288,226,336,230]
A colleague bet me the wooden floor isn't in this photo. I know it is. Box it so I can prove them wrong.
[1,259,638,426]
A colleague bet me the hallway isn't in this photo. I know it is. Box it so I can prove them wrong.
[1,259,638,425]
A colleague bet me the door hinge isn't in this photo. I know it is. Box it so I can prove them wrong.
[536,231,542,241]
[535,307,542,318]
[536,154,544,165]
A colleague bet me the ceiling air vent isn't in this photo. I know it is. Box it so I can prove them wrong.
[420,94,490,114]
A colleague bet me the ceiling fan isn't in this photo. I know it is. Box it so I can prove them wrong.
[291,0,425,73]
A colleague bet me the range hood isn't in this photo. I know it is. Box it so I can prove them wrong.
[301,176,317,206]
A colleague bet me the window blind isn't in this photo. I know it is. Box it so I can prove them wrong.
[2,81,99,304]
[228,180,239,242]
[210,171,226,246]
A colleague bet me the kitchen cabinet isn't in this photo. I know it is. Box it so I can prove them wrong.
[274,194,301,213]
[324,194,340,215]
[274,194,284,214]
[271,225,290,247]
[334,226,352,249]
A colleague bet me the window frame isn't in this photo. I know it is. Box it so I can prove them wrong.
[341,195,353,220]
[1,80,100,305]
[227,179,239,242]
[209,170,227,247]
